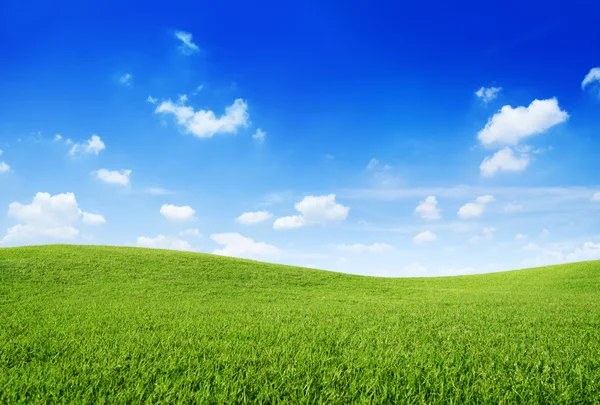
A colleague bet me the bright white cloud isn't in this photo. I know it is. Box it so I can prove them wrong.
[136,235,192,251]
[273,215,307,230]
[581,67,600,90]
[70,135,106,156]
[336,243,395,253]
[174,31,200,54]
[155,98,249,138]
[236,211,272,225]
[458,195,495,219]
[0,162,9,173]
[415,196,441,220]
[95,169,131,186]
[118,73,132,86]
[210,233,281,259]
[475,86,501,103]
[252,128,266,142]
[413,230,438,244]
[160,204,196,221]
[180,228,202,237]
[480,147,530,176]
[82,212,106,225]
[592,192,600,202]
[2,192,102,243]
[469,227,495,243]
[477,98,568,146]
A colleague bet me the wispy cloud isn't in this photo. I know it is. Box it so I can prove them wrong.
[174,31,200,55]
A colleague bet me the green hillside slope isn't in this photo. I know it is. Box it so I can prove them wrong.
[1,245,599,404]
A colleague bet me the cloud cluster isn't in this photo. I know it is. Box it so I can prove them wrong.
[155,98,249,138]
[95,169,131,186]
[475,86,501,103]
[273,194,349,230]
[211,233,281,259]
[3,192,105,243]
[160,204,196,222]
[458,195,495,219]
[415,196,441,220]
[70,135,106,156]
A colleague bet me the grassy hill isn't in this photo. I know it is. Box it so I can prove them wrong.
[1,245,599,404]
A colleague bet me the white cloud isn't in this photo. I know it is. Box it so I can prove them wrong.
[274,194,349,230]
[581,67,600,90]
[160,204,196,222]
[336,243,395,253]
[53,134,62,142]
[413,230,438,244]
[118,73,133,86]
[174,31,200,54]
[504,203,523,213]
[469,227,495,243]
[457,195,495,219]
[136,235,192,251]
[236,211,272,225]
[515,233,528,240]
[522,241,600,267]
[367,158,379,169]
[191,85,204,95]
[69,135,106,156]
[415,196,441,220]
[0,162,10,173]
[252,128,266,142]
[155,98,249,138]
[480,147,530,176]
[210,233,281,259]
[273,215,306,230]
[592,192,600,202]
[566,242,600,262]
[477,98,569,146]
[475,86,501,103]
[180,228,202,237]
[2,192,102,243]
[65,138,73,145]
[147,96,157,104]
[95,169,131,186]
[82,212,106,225]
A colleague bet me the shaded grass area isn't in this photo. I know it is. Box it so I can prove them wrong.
[1,245,599,404]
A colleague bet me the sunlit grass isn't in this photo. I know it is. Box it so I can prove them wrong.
[1,245,599,404]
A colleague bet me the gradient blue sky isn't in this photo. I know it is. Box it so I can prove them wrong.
[1,0,599,276]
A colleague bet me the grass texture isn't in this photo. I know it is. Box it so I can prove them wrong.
[1,245,599,404]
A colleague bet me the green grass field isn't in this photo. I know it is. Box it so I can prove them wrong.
[1,245,599,404]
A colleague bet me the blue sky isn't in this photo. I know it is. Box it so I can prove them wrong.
[1,0,599,276]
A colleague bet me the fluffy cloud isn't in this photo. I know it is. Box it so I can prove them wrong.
[477,98,568,146]
[252,128,266,142]
[155,98,249,138]
[336,243,395,253]
[70,135,106,156]
[480,147,530,176]
[415,196,441,220]
[469,227,495,243]
[581,67,600,90]
[160,204,196,221]
[475,86,501,103]
[0,161,10,173]
[566,242,600,262]
[3,192,103,243]
[95,169,131,186]
[118,73,132,86]
[82,212,106,225]
[592,192,600,202]
[136,235,192,251]
[179,228,202,237]
[458,195,495,219]
[174,31,200,54]
[273,215,307,230]
[210,233,281,259]
[413,230,438,244]
[236,211,272,225]
[273,194,349,230]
